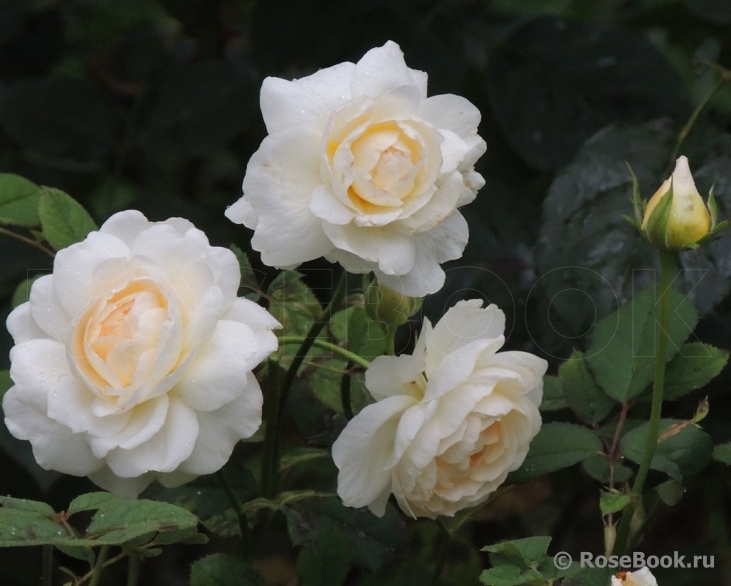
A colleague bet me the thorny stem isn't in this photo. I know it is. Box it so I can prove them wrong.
[613,251,677,555]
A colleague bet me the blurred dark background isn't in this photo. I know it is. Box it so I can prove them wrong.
[1,0,730,584]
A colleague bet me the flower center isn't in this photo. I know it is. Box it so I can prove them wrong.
[346,121,422,212]
[72,278,172,393]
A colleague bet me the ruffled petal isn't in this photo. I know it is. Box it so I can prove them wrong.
[333,394,416,514]
[322,222,416,276]
[353,41,427,101]
[365,354,426,402]
[229,127,335,267]
[260,62,356,134]
[179,373,262,475]
[105,398,198,477]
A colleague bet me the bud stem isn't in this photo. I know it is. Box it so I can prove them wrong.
[613,250,677,555]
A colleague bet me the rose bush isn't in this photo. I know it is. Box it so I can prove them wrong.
[2,210,280,497]
[332,300,547,518]
[225,40,486,297]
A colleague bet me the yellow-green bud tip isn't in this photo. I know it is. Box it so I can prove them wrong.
[641,156,711,251]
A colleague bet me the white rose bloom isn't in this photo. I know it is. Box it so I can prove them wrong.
[2,210,280,498]
[612,568,658,586]
[332,300,547,518]
[226,41,486,297]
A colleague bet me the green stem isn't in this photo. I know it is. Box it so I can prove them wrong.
[262,272,349,497]
[126,554,141,586]
[217,470,251,556]
[279,337,371,370]
[669,77,725,167]
[613,250,677,555]
[88,545,111,586]
[341,361,354,420]
[261,357,281,498]
[385,326,397,355]
[430,519,452,586]
[0,226,55,257]
[42,545,52,586]
[277,273,349,417]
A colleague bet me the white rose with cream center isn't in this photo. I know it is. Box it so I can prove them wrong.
[332,300,547,518]
[226,41,486,297]
[2,210,280,497]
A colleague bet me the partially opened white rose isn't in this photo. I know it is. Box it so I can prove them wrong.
[2,210,280,497]
[332,300,547,518]
[226,41,486,297]
[612,568,658,586]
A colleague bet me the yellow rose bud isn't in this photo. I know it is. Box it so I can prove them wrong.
[641,156,711,251]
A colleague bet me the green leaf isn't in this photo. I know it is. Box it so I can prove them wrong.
[507,423,603,483]
[562,566,613,586]
[619,420,713,480]
[479,565,544,586]
[190,554,265,586]
[0,174,41,227]
[482,536,551,566]
[54,543,95,564]
[655,479,684,506]
[330,305,387,360]
[230,244,262,294]
[297,520,353,586]
[486,17,688,171]
[586,287,699,402]
[539,375,566,411]
[663,343,728,400]
[309,365,373,416]
[69,492,200,546]
[599,490,631,515]
[286,497,406,573]
[268,271,322,339]
[712,442,731,465]
[559,351,615,424]
[11,274,45,308]
[581,455,633,484]
[0,496,66,547]
[38,188,97,251]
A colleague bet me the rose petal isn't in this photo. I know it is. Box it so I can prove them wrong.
[231,127,335,267]
[260,62,357,134]
[353,41,427,100]
[332,394,416,514]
